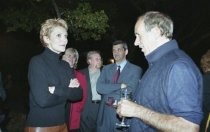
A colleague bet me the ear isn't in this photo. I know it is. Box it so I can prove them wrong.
[151,27,161,37]
[125,49,128,55]
[87,59,90,65]
[43,36,50,45]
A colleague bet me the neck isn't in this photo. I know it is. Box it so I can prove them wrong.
[153,37,170,51]
[89,66,99,71]
[116,59,126,64]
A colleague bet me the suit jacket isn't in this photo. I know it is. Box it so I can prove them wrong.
[96,61,142,132]
[80,68,101,132]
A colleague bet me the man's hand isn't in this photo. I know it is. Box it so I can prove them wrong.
[120,83,127,89]
[117,100,200,132]
[117,99,138,117]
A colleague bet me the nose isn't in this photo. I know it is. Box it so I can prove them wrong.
[62,36,68,43]
[112,50,118,54]
[134,37,140,46]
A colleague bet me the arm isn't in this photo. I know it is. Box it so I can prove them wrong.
[48,79,82,102]
[48,61,83,101]
[117,62,202,132]
[53,68,82,101]
[28,59,66,108]
[58,86,82,101]
[97,66,121,94]
[117,100,199,132]
[97,65,142,94]
[118,65,142,92]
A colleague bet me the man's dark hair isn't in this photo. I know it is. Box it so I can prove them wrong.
[112,40,128,50]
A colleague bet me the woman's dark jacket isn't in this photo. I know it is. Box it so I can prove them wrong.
[25,48,82,127]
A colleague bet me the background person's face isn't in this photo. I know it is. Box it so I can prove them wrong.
[112,44,127,63]
[46,26,68,54]
[63,53,77,68]
[88,53,102,69]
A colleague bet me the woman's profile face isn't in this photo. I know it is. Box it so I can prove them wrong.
[45,26,68,54]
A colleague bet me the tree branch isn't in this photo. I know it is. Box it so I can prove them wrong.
[51,0,61,18]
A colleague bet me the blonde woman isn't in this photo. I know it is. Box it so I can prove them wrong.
[25,19,82,132]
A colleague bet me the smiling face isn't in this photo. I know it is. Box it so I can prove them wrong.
[44,26,68,54]
[112,44,128,63]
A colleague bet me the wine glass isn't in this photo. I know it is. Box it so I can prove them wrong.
[116,87,132,128]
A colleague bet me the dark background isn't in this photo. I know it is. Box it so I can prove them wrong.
[0,0,210,131]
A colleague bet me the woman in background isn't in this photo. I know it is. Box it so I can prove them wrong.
[200,49,210,132]
[62,48,87,132]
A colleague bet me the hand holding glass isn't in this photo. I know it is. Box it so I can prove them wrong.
[116,88,132,128]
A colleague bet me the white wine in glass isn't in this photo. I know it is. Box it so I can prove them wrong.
[116,87,132,128]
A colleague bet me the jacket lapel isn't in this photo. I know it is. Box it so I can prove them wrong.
[118,61,129,82]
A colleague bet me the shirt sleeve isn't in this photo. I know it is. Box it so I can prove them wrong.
[52,64,82,102]
[96,66,122,95]
[167,61,203,125]
[28,58,66,108]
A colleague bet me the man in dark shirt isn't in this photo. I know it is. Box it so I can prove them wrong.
[117,11,203,132]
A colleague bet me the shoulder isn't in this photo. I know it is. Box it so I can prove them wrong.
[102,63,115,69]
[60,60,70,68]
[80,68,88,75]
[157,49,196,71]
[29,54,44,67]
[126,61,142,71]
[168,50,197,70]
[75,70,85,77]
[75,70,86,81]
[166,53,202,81]
[165,49,192,63]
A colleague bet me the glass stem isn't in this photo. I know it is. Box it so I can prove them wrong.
[121,117,125,124]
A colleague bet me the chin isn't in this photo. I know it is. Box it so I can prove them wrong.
[60,49,66,52]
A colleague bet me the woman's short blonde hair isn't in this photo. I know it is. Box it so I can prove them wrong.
[40,18,68,47]
[201,49,210,73]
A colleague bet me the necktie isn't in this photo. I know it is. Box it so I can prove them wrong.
[113,65,121,83]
